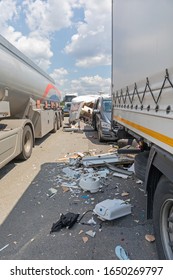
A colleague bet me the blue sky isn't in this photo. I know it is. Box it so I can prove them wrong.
[0,0,111,98]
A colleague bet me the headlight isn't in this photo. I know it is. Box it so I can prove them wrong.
[101,121,111,129]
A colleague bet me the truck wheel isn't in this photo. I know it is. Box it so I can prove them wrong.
[59,112,63,127]
[134,151,149,182]
[93,119,97,131]
[57,114,60,130]
[19,125,33,160]
[98,127,104,142]
[51,115,58,133]
[153,175,173,259]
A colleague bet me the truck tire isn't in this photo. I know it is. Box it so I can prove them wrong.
[153,175,173,259]
[19,125,33,160]
[93,119,97,131]
[51,115,58,133]
[98,126,104,142]
[57,114,60,130]
[59,112,63,127]
[134,151,149,182]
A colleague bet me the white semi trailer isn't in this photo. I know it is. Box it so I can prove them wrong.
[112,0,173,259]
[0,35,62,169]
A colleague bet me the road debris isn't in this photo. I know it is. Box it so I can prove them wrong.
[50,212,79,233]
[79,176,101,193]
[82,153,133,167]
[82,236,89,243]
[106,162,133,176]
[115,245,130,260]
[145,234,155,242]
[62,167,80,179]
[0,244,9,252]
[121,192,129,197]
[87,217,97,225]
[85,230,96,238]
[93,199,131,221]
[113,172,129,179]
[47,187,57,198]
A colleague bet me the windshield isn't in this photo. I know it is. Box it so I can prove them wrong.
[64,95,77,102]
[103,100,112,112]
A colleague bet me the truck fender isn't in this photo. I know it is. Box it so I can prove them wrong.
[144,145,173,218]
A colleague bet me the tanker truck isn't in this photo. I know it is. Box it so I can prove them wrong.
[0,35,62,169]
[112,0,173,259]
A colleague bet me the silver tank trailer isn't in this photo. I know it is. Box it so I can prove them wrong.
[0,35,61,118]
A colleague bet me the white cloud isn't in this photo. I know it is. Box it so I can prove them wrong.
[22,0,79,35]
[70,75,111,95]
[0,0,18,26]
[50,68,69,88]
[0,0,82,71]
[65,0,111,68]
[76,54,111,68]
[0,0,111,94]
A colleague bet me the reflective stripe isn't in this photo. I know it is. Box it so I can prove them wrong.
[114,116,173,147]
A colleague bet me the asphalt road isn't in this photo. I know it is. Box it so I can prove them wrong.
[0,118,158,260]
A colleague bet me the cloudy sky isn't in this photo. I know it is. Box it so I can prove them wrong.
[0,0,111,97]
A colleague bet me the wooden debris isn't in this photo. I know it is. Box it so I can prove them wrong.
[145,234,155,242]
[82,236,89,243]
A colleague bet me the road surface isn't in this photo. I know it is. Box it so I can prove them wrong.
[0,119,158,260]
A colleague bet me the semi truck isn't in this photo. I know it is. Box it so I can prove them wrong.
[0,34,62,169]
[112,0,173,259]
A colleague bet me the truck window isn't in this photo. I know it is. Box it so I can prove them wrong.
[103,100,112,112]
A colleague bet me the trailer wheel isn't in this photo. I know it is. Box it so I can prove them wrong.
[134,151,149,182]
[19,125,33,160]
[153,175,173,259]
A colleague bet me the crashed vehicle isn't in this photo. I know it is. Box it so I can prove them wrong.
[92,95,117,142]
[69,95,99,124]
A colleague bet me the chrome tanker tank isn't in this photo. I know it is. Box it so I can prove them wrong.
[0,35,61,118]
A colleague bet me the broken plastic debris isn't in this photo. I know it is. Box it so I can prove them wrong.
[85,230,96,238]
[113,172,129,179]
[62,167,80,179]
[82,153,119,167]
[106,162,133,176]
[87,217,97,225]
[47,188,57,198]
[96,169,110,178]
[128,163,135,172]
[61,183,79,189]
[82,153,134,167]
[79,176,101,193]
[136,179,143,184]
[93,199,131,221]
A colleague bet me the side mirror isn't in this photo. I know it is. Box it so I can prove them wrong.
[93,109,100,114]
